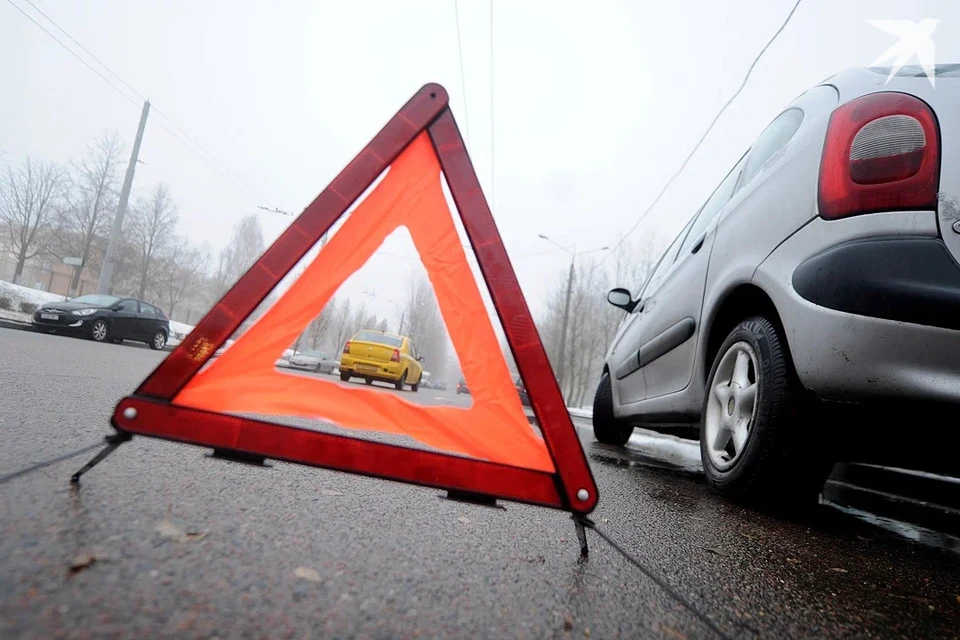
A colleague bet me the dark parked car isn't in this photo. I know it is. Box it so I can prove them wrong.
[511,373,531,407]
[32,294,170,350]
[456,378,470,395]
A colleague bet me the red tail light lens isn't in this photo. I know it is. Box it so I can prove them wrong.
[390,349,400,362]
[819,92,940,220]
[342,342,350,355]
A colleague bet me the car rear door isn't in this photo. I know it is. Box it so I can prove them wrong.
[635,153,748,399]
[112,299,141,338]
[137,303,161,339]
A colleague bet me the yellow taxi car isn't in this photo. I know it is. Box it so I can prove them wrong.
[339,329,425,391]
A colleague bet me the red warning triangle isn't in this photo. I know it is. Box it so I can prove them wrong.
[110,84,598,514]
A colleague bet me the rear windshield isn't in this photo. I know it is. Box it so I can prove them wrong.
[868,64,960,78]
[301,350,326,358]
[70,294,119,306]
[354,331,402,347]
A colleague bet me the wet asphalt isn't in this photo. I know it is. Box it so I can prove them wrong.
[1,328,959,639]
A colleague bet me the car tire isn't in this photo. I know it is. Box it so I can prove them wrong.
[411,376,420,392]
[592,372,633,446]
[340,372,350,382]
[395,373,405,391]
[90,319,109,343]
[365,378,373,385]
[700,316,833,506]
[149,330,167,351]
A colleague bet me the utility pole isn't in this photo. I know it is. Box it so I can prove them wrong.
[398,311,405,335]
[556,257,575,399]
[98,100,150,295]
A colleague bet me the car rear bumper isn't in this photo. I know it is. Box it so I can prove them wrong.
[792,237,960,332]
[341,358,403,381]
[755,213,960,405]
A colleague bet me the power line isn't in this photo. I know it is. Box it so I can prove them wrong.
[5,0,140,109]
[8,0,271,207]
[453,0,472,148]
[603,0,803,262]
[488,0,496,213]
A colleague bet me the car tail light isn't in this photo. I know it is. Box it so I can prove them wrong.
[342,342,350,355]
[819,92,940,220]
[390,349,400,362]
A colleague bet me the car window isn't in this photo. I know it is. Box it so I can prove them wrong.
[678,153,749,256]
[354,330,403,347]
[117,299,139,313]
[736,108,803,191]
[638,223,691,302]
[140,304,156,317]
[409,341,418,358]
[70,294,119,307]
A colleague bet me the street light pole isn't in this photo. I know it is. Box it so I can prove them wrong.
[556,256,575,396]
[538,234,609,400]
[98,99,150,295]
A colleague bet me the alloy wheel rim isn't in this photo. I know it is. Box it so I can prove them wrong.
[704,341,759,471]
[93,322,107,341]
[154,333,165,349]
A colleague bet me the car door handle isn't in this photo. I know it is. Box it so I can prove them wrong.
[691,235,705,254]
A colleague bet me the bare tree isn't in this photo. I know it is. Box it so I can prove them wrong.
[402,273,449,379]
[328,298,354,355]
[54,132,123,294]
[155,235,207,317]
[129,183,178,299]
[213,214,265,299]
[0,158,64,284]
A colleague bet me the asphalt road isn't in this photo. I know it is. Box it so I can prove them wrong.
[2,328,959,639]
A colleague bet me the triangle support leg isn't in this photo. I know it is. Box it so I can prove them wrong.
[70,432,131,485]
[573,514,593,559]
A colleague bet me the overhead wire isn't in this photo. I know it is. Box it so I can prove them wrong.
[7,0,271,208]
[602,0,803,263]
[488,0,496,213]
[453,0,472,148]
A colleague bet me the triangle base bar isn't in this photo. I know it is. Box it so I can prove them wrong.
[100,395,570,511]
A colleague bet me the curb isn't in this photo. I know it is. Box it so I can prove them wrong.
[0,318,35,332]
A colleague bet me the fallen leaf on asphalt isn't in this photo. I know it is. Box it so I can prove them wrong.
[702,546,724,556]
[294,566,322,582]
[786,558,800,563]
[563,616,573,631]
[956,595,960,604]
[68,553,96,573]
[156,520,184,541]
[458,516,470,524]
[184,532,208,542]
[828,568,848,573]
[856,535,873,542]
[320,489,344,496]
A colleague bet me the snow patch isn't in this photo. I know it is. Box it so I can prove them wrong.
[0,281,65,307]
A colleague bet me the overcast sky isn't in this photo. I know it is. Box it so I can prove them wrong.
[3,0,958,325]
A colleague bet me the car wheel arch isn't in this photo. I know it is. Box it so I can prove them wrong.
[701,283,791,388]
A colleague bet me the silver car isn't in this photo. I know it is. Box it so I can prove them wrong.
[287,349,336,374]
[595,65,960,504]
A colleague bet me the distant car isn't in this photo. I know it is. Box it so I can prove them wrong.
[456,378,470,395]
[594,65,960,504]
[340,329,424,391]
[275,349,295,368]
[287,349,336,374]
[511,373,531,407]
[32,294,170,350]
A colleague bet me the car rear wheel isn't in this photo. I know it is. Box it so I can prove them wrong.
[592,372,633,446]
[395,372,405,391]
[411,376,420,393]
[340,372,350,382]
[150,330,167,351]
[700,316,832,506]
[90,319,109,343]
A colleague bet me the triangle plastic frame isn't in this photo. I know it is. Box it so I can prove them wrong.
[107,84,599,515]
